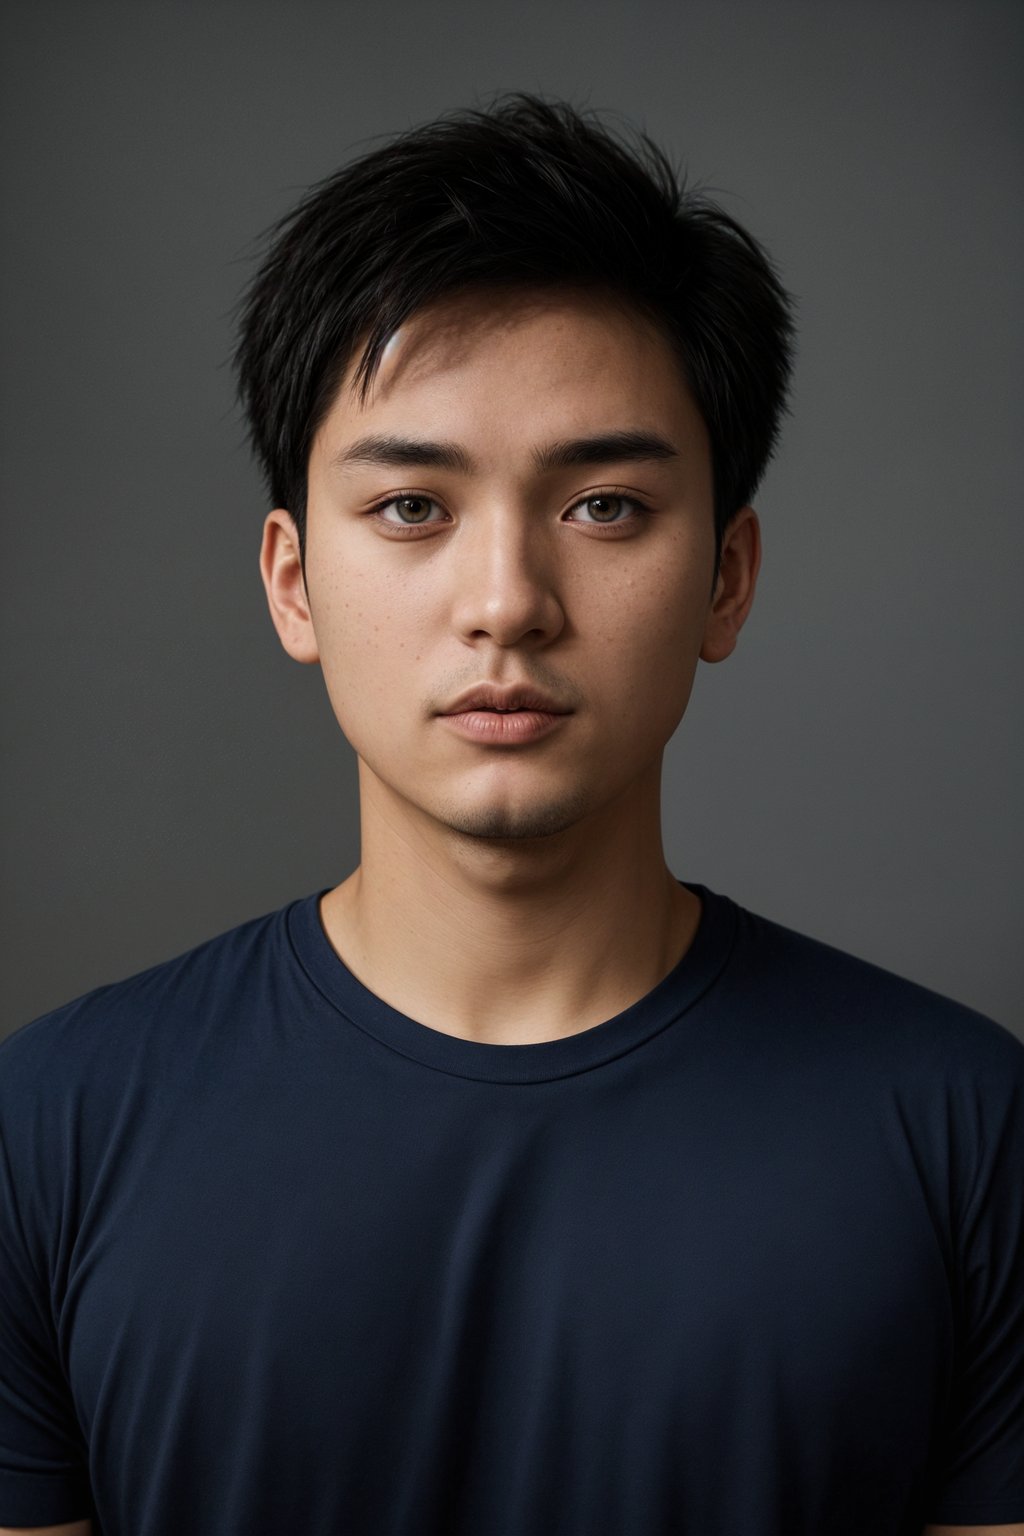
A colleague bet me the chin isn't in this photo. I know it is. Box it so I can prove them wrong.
[433,788,592,843]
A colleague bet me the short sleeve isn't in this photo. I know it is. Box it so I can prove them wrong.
[925,1032,1024,1524]
[0,1084,94,1525]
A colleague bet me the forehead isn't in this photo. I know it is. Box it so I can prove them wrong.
[314,286,706,456]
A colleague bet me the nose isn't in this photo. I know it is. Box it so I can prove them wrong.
[449,507,566,648]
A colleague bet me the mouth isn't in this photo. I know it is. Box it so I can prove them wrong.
[439,683,573,716]
[438,707,570,743]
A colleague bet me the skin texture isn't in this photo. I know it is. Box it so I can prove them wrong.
[261,284,758,1044]
[0,1524,93,1534]
[6,299,1018,1536]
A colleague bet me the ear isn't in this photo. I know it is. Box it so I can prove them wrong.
[700,506,762,664]
[259,509,320,664]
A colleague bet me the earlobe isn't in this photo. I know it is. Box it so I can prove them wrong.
[699,506,762,664]
[259,509,320,665]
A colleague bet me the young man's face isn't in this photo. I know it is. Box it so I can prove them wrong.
[262,286,758,844]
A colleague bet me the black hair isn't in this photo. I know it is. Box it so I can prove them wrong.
[233,91,796,585]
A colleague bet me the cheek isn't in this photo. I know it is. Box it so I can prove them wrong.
[593,560,708,713]
[306,566,386,730]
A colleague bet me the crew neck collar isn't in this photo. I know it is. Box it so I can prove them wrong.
[286,879,738,1084]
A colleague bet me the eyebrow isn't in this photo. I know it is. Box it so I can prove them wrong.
[330,429,680,476]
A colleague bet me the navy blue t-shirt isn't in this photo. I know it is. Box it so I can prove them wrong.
[1,881,1022,1534]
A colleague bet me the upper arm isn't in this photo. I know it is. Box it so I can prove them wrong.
[0,1524,93,1535]
[922,1525,1024,1535]
[0,1142,92,1529]
[921,1043,1024,1529]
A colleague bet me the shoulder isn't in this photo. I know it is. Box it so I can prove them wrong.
[714,895,1023,1216]
[0,897,316,1271]
[0,895,311,1104]
[723,893,1023,1078]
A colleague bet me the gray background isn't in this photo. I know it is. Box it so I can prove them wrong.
[2,0,1021,1039]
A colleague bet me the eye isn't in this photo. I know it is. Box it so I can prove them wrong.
[368,494,448,533]
[365,489,651,536]
[565,492,649,530]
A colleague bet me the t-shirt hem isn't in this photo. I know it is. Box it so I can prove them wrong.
[926,1490,1024,1521]
[0,1467,94,1524]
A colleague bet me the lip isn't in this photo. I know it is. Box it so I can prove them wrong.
[439,709,570,745]
[440,682,572,714]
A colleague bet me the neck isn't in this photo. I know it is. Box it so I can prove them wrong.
[319,757,701,1046]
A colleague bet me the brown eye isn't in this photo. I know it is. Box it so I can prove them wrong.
[567,493,648,529]
[369,494,447,532]
[390,496,434,524]
[586,496,625,522]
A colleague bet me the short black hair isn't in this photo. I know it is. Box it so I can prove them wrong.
[233,91,796,584]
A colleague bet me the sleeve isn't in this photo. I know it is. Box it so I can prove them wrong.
[924,1033,1024,1524]
[0,1073,94,1525]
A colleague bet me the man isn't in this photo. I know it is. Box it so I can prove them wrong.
[0,93,1021,1536]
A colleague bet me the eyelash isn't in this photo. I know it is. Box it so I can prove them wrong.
[365,489,652,537]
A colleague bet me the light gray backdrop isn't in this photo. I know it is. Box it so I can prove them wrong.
[2,0,1021,1038]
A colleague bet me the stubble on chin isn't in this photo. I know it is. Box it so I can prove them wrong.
[432,786,591,843]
